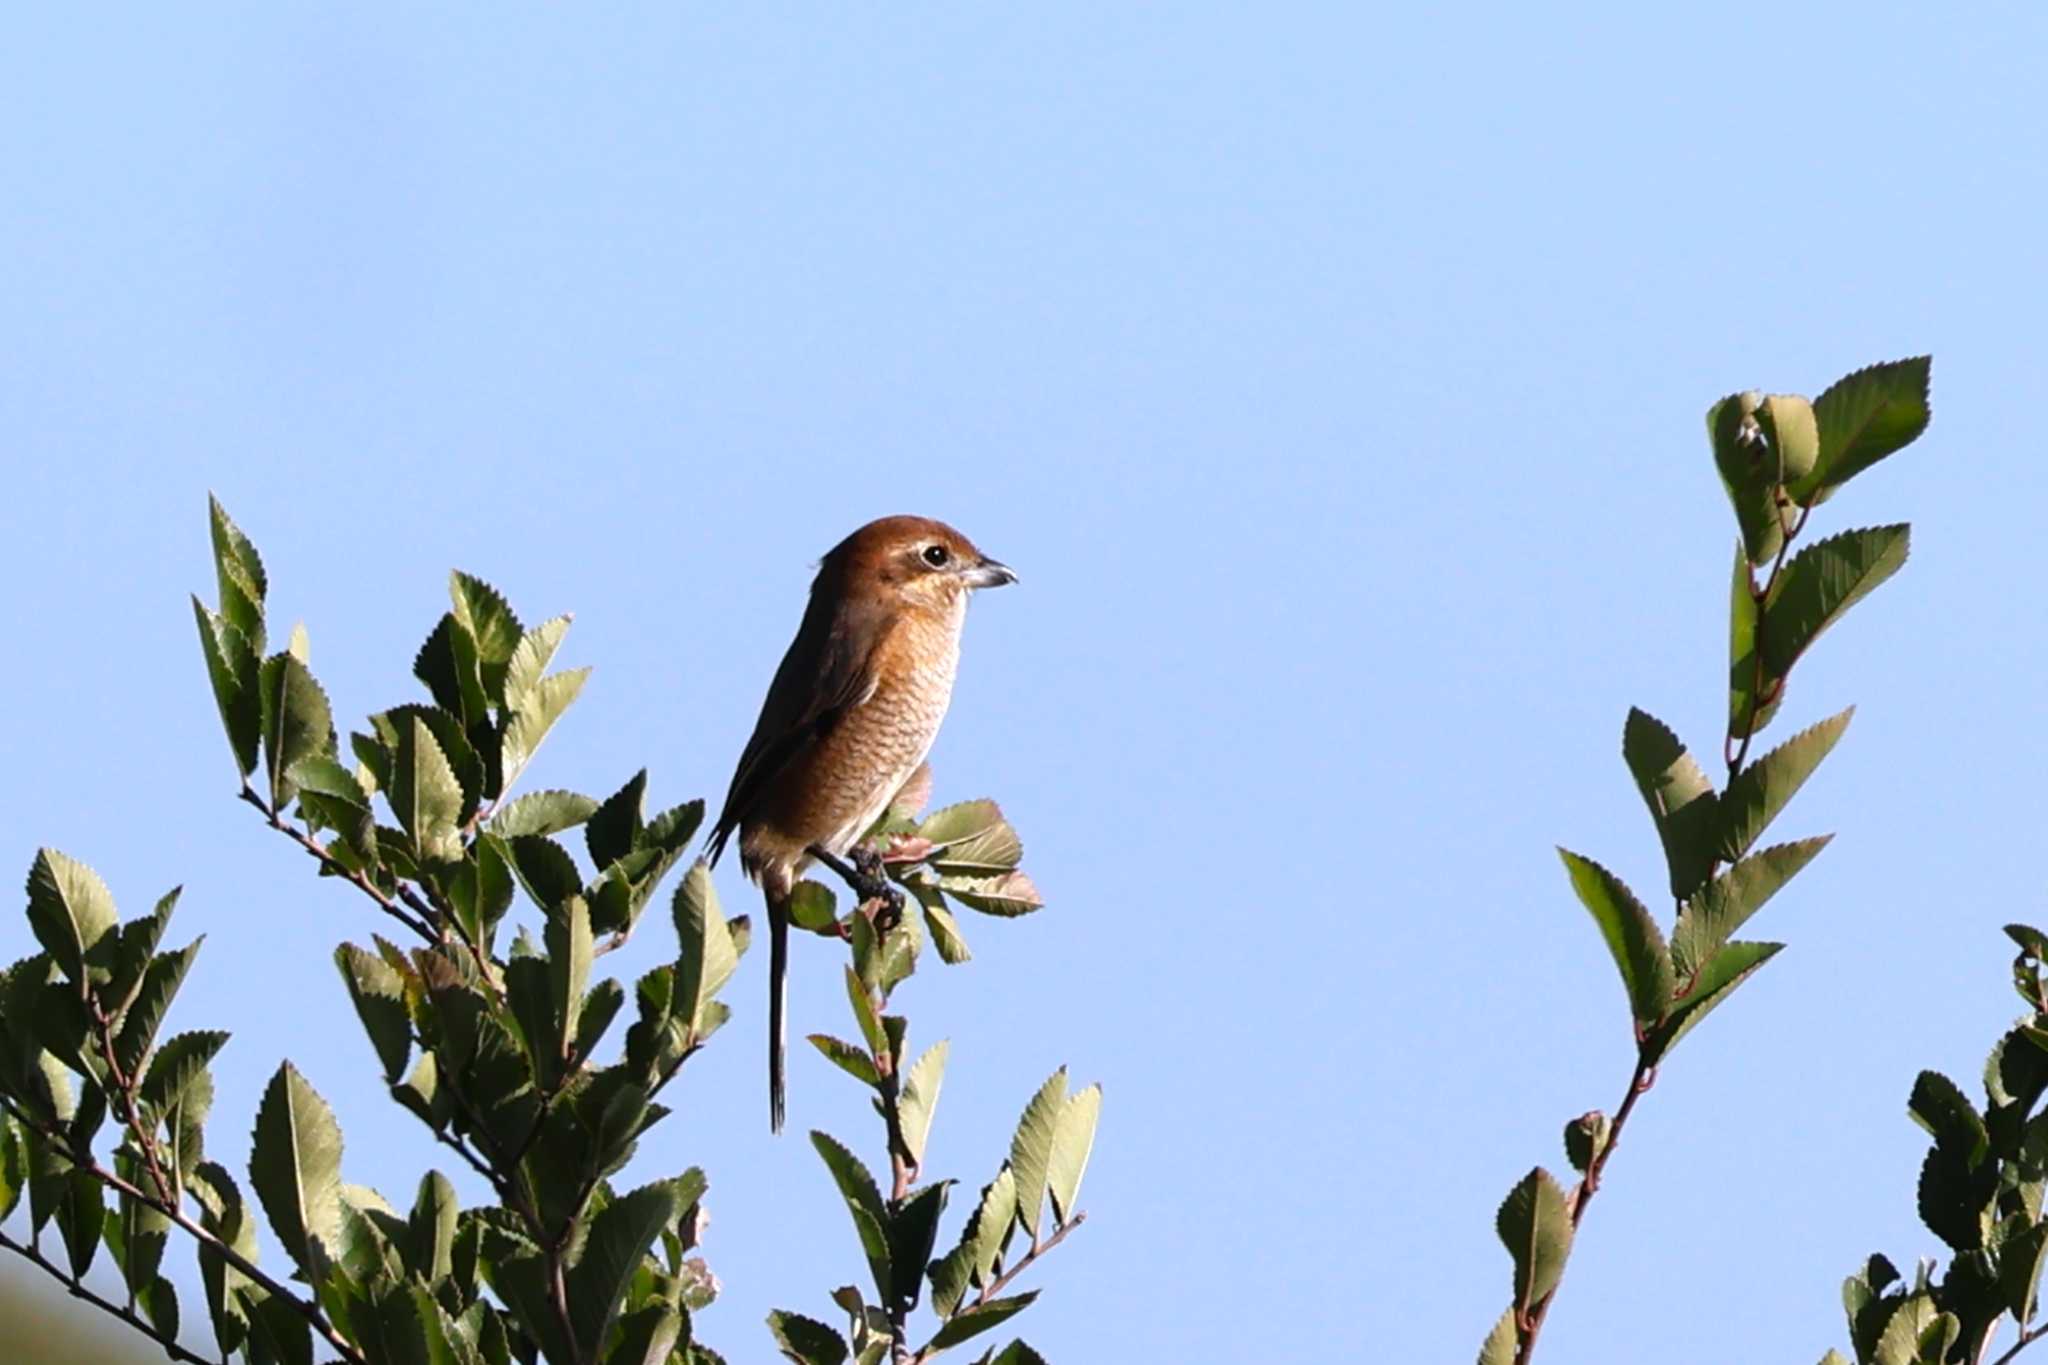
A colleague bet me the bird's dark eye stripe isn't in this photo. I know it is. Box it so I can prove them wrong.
[922,544,950,567]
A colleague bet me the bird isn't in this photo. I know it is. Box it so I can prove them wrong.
[706,515,1017,1132]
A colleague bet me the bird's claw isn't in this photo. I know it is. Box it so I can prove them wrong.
[848,846,905,930]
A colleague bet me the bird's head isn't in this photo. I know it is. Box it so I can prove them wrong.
[819,515,1017,618]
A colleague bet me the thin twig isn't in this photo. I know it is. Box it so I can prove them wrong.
[975,1212,1086,1308]
[1989,1322,2048,1365]
[238,786,435,940]
[903,1214,1088,1365]
[1511,1054,1656,1365]
[0,1226,215,1365]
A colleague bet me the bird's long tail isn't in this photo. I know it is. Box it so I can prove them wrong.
[768,891,789,1133]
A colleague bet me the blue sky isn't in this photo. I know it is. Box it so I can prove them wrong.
[5,5,2047,1361]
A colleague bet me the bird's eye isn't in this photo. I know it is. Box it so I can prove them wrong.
[921,544,951,568]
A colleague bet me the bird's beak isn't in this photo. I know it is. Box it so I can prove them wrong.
[963,557,1018,589]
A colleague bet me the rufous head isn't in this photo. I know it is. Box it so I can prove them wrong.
[816,515,1016,616]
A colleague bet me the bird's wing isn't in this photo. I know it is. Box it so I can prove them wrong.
[707,589,891,865]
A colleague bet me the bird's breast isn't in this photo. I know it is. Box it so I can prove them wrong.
[743,611,963,875]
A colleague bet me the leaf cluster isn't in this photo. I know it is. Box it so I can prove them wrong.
[1817,927,2048,1365]
[770,793,1089,1365]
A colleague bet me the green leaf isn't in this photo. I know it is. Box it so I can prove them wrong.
[188,1162,258,1356]
[57,1164,103,1279]
[1670,837,1829,979]
[1760,525,1911,678]
[1916,1148,1996,1254]
[1557,850,1675,1026]
[1621,708,1719,900]
[675,864,741,1036]
[844,967,886,1057]
[0,1119,24,1222]
[886,1181,951,1315]
[371,704,484,822]
[612,1304,686,1365]
[578,977,625,1061]
[1727,541,1780,739]
[586,769,648,871]
[808,1035,881,1087]
[812,1131,892,1305]
[193,597,262,778]
[1563,1111,1610,1175]
[1008,1070,1067,1241]
[139,1028,227,1112]
[335,944,413,1084]
[501,664,589,795]
[25,848,119,986]
[1757,393,1820,485]
[1717,707,1852,861]
[415,614,491,730]
[546,895,594,1061]
[1495,1168,1573,1313]
[390,716,467,866]
[208,495,268,651]
[259,651,335,811]
[767,1311,849,1365]
[1649,941,1782,1061]
[980,1344,1049,1365]
[2003,1221,2048,1324]
[1478,1309,1520,1365]
[405,1170,459,1285]
[927,1293,1038,1351]
[289,754,370,804]
[114,937,204,1080]
[918,801,1024,874]
[788,880,840,934]
[1708,390,1786,567]
[105,886,180,1019]
[1909,1070,1990,1165]
[493,1248,574,1364]
[566,1180,679,1358]
[503,833,583,913]
[922,898,972,965]
[450,571,524,690]
[1791,356,1932,502]
[939,871,1043,918]
[452,836,517,941]
[1046,1081,1101,1224]
[899,1041,950,1168]
[489,789,601,838]
[965,1167,1018,1289]
[249,1061,345,1275]
[502,615,570,711]
[140,1276,180,1344]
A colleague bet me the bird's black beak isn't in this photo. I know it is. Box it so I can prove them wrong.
[963,557,1018,589]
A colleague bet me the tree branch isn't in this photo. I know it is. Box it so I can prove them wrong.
[0,1226,215,1365]
[238,786,436,940]
[1511,1053,1656,1365]
[0,1093,366,1365]
[1988,1322,2048,1365]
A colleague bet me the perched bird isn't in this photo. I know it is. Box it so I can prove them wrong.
[707,515,1017,1132]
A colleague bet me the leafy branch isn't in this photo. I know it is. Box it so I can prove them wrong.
[767,799,1093,1365]
[0,497,1094,1365]
[1482,358,1933,1365]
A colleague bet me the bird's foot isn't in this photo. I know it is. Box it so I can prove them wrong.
[850,846,906,929]
[809,843,906,926]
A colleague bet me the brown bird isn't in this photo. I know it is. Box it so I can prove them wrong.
[707,515,1016,1131]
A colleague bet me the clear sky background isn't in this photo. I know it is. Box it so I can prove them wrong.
[4,6,2045,1362]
